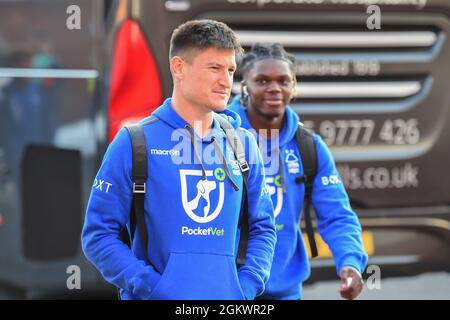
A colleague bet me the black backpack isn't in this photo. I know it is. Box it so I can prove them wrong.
[120,120,319,285]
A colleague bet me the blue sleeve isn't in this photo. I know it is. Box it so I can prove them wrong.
[237,129,277,300]
[81,128,160,298]
[311,135,368,275]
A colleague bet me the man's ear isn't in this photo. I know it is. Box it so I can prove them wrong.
[289,77,297,101]
[240,80,248,95]
[170,56,185,82]
[240,80,249,105]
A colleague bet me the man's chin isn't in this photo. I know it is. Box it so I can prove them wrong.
[259,111,282,121]
[262,106,284,118]
[210,102,227,112]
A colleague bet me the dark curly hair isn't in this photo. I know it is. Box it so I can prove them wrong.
[240,43,297,104]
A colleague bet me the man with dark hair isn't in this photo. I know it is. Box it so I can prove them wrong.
[169,19,243,59]
[82,19,276,300]
[229,43,367,300]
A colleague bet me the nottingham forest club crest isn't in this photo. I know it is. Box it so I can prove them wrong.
[285,149,300,174]
[228,150,241,176]
[180,169,226,223]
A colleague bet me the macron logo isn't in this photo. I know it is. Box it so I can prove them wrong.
[150,148,180,156]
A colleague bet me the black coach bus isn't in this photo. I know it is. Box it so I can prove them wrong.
[0,0,449,298]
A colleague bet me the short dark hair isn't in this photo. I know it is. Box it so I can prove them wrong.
[169,19,243,59]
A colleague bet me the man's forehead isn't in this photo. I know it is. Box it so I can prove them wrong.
[188,47,236,65]
[251,59,292,76]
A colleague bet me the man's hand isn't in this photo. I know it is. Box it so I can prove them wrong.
[339,266,364,300]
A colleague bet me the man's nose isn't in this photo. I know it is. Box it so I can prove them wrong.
[267,81,281,92]
[218,70,232,88]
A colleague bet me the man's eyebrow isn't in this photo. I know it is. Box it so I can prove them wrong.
[206,62,223,67]
[255,73,291,78]
[205,62,236,70]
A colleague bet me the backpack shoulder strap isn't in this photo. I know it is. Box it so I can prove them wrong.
[214,114,250,174]
[214,114,249,266]
[295,123,319,258]
[126,124,148,194]
[123,124,158,272]
[296,123,317,188]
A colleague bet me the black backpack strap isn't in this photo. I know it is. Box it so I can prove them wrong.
[214,114,249,265]
[123,124,158,272]
[295,123,319,258]
[236,170,249,266]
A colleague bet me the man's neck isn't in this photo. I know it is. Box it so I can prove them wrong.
[171,93,214,138]
[246,107,284,139]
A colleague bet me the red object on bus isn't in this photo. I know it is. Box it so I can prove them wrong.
[108,18,163,142]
